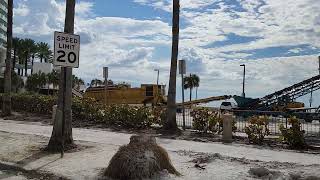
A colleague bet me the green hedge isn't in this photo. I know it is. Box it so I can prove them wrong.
[0,93,156,129]
[190,108,237,134]
[0,93,56,114]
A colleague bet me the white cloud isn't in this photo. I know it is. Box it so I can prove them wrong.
[12,0,320,106]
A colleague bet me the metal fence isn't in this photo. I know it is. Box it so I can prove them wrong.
[176,108,193,128]
[176,109,320,137]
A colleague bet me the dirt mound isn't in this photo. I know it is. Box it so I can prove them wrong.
[104,135,179,180]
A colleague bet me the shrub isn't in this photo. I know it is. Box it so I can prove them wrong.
[190,108,237,134]
[245,116,270,145]
[105,105,153,129]
[190,108,215,133]
[0,93,155,129]
[72,97,105,123]
[0,93,56,114]
[279,117,306,149]
[150,106,166,126]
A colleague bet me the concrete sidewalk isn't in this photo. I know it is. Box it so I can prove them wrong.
[1,119,320,179]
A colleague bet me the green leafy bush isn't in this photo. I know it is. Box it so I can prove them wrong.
[150,106,166,126]
[190,108,237,133]
[0,93,156,129]
[279,117,306,149]
[190,108,215,133]
[245,116,270,145]
[105,105,153,129]
[72,97,105,123]
[0,93,56,114]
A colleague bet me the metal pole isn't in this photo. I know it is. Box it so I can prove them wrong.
[157,70,159,86]
[181,73,186,130]
[106,78,108,105]
[240,64,245,97]
[243,65,245,97]
[104,78,107,105]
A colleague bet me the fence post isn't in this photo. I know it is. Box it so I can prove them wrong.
[222,113,233,143]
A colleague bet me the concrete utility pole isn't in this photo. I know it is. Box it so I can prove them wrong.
[154,69,160,86]
[2,0,13,115]
[240,64,246,98]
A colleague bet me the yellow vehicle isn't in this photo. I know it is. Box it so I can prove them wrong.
[84,84,167,106]
[272,101,305,111]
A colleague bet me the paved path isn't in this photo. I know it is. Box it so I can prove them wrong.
[0,119,320,165]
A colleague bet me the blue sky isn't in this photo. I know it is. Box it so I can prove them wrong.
[12,0,320,106]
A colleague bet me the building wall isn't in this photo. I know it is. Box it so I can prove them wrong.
[0,0,7,77]
[32,62,53,74]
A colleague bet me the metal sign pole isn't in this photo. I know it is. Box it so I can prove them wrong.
[104,78,107,105]
[179,60,186,130]
[103,67,108,105]
[181,73,186,130]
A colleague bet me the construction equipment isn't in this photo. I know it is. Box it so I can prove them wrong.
[234,74,320,111]
[84,84,166,106]
[176,95,232,107]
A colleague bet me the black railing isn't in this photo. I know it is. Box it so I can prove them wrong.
[176,109,320,137]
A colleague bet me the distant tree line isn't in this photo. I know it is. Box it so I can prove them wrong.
[89,79,130,88]
[26,70,84,94]
[12,37,53,76]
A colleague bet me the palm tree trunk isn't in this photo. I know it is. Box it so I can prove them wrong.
[31,55,34,75]
[24,54,28,76]
[17,59,20,75]
[12,48,16,72]
[164,0,180,132]
[48,0,75,152]
[189,87,192,101]
[2,0,13,116]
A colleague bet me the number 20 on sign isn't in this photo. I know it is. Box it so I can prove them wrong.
[54,31,80,68]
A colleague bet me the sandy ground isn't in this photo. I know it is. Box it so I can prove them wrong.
[0,119,320,180]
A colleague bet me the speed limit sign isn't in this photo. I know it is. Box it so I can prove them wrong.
[54,31,80,68]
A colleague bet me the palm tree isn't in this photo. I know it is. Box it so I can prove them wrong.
[20,38,36,76]
[72,75,84,90]
[48,0,75,152]
[50,70,60,88]
[12,37,21,72]
[194,75,200,99]
[38,72,47,92]
[17,42,24,76]
[164,0,180,132]
[90,79,103,87]
[37,42,52,63]
[116,81,130,88]
[2,0,13,115]
[184,74,200,101]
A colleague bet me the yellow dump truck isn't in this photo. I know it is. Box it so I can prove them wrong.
[84,84,167,106]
